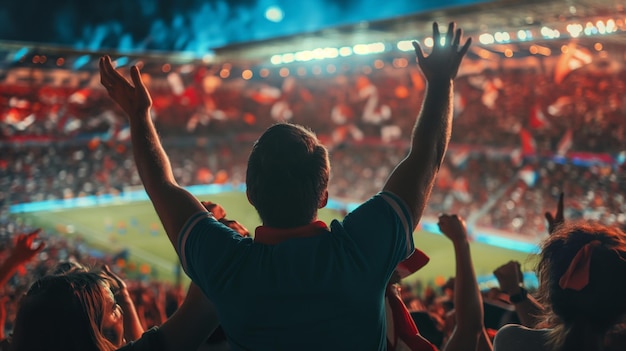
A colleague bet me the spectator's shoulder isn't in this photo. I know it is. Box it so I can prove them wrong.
[117,327,165,351]
[494,324,550,351]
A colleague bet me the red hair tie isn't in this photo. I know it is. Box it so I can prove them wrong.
[558,240,601,291]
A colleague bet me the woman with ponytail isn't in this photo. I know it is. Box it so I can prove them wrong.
[494,221,626,351]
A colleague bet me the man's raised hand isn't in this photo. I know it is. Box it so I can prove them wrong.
[99,55,152,118]
[412,22,471,81]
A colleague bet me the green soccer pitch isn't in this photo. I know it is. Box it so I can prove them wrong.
[17,191,536,287]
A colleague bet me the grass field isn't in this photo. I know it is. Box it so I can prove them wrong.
[17,191,537,288]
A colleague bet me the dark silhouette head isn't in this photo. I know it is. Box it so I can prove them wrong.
[246,123,330,228]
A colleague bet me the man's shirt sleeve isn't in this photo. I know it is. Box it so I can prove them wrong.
[338,191,415,276]
[177,211,250,297]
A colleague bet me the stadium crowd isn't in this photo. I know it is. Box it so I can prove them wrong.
[0,21,625,351]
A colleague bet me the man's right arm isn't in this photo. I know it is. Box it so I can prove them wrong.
[99,56,207,256]
[383,22,471,227]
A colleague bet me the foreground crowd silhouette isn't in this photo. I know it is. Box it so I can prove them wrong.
[1,22,626,351]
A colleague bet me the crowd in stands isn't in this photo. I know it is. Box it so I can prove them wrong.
[2,137,624,239]
[1,21,626,351]
[2,54,626,155]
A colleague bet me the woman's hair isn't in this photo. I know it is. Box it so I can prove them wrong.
[10,272,118,351]
[48,260,88,275]
[537,221,626,351]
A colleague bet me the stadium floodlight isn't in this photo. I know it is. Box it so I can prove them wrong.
[369,42,385,53]
[584,22,597,36]
[478,33,494,45]
[352,42,385,55]
[540,26,559,39]
[339,46,352,57]
[282,53,295,63]
[596,20,606,34]
[494,32,505,43]
[265,6,284,22]
[312,48,325,60]
[567,24,583,38]
[323,48,338,59]
[606,19,616,33]
[295,50,313,62]
[396,40,414,52]
[270,55,282,65]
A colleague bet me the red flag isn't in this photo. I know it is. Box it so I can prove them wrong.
[529,104,549,129]
[520,128,537,156]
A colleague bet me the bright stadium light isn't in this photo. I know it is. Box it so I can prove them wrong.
[282,53,294,63]
[494,32,509,43]
[479,33,494,45]
[352,42,384,55]
[270,55,282,65]
[606,19,616,32]
[339,46,352,57]
[295,50,314,62]
[323,47,338,58]
[567,23,583,38]
[353,44,369,55]
[265,6,284,22]
[369,42,385,53]
[397,40,414,51]
[312,48,325,60]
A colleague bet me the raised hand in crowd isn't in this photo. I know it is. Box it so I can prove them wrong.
[100,54,208,256]
[201,201,227,221]
[101,265,145,342]
[438,214,492,351]
[413,22,471,82]
[202,201,249,237]
[493,261,543,328]
[544,192,564,234]
[99,57,152,119]
[0,229,45,288]
[384,22,471,226]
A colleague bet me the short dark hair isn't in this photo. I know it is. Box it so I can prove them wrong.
[246,123,329,228]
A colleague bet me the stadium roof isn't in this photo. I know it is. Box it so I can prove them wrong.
[0,0,624,70]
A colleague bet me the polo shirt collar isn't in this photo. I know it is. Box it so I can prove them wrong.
[254,220,329,245]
